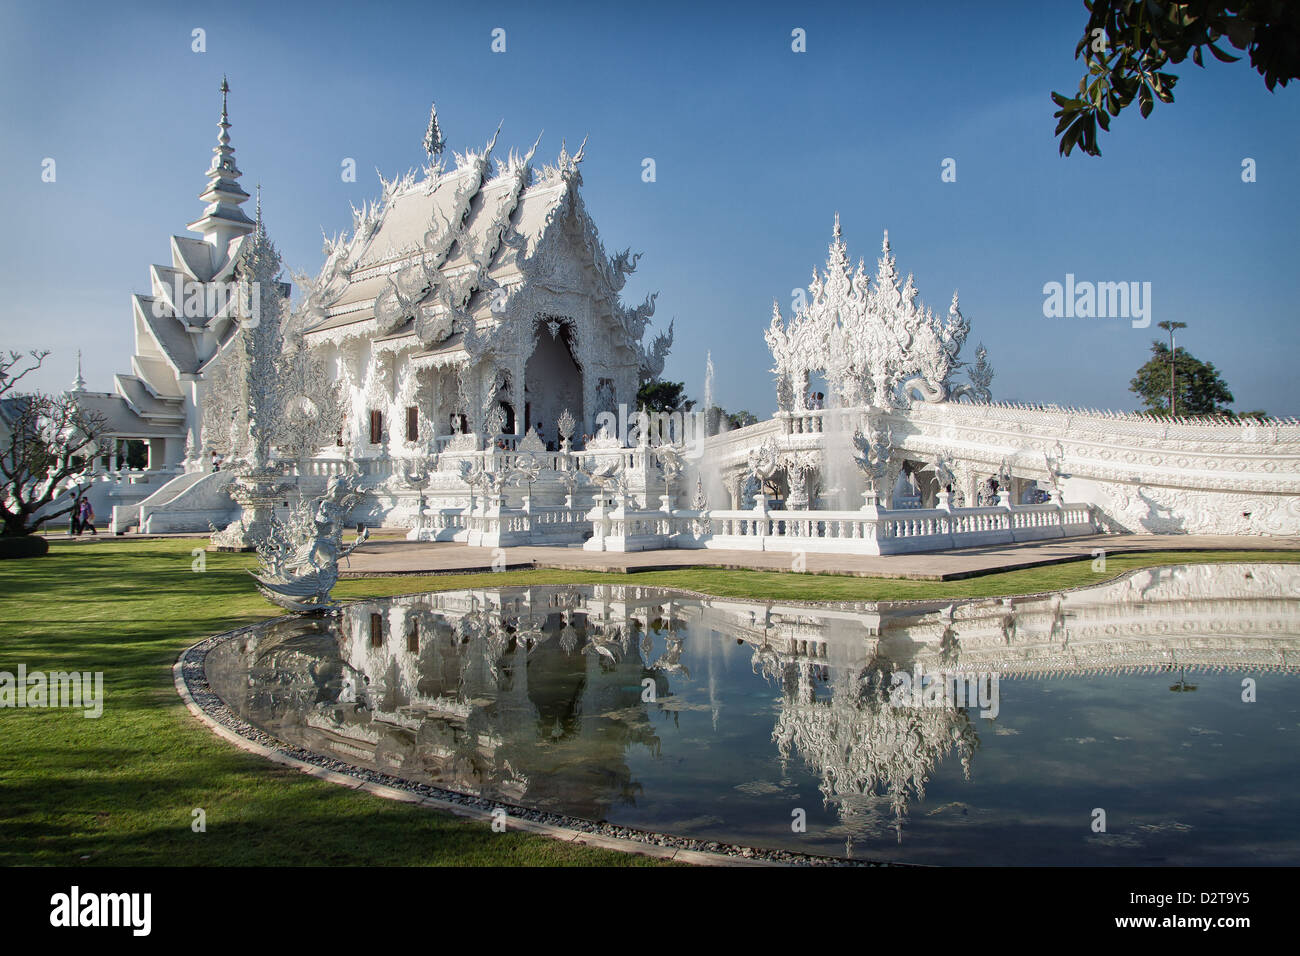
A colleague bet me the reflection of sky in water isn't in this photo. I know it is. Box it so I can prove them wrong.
[205,563,1300,865]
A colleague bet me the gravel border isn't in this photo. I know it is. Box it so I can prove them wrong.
[175,622,898,868]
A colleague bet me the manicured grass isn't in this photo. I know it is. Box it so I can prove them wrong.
[2,537,1297,866]
[0,539,661,866]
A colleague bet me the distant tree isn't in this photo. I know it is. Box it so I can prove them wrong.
[696,405,758,434]
[1129,341,1234,415]
[1,350,108,536]
[726,409,758,429]
[1054,1,1300,156]
[637,380,694,413]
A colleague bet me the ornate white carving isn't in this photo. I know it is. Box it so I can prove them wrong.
[557,408,576,443]
[199,221,288,472]
[766,218,971,409]
[253,473,370,612]
[516,427,546,452]
[852,419,893,504]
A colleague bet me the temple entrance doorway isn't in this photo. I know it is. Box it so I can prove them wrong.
[524,321,583,448]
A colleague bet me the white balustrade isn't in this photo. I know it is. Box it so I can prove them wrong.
[394,434,1098,555]
[647,500,1096,555]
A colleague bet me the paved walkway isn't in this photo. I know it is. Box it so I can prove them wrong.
[340,534,1300,581]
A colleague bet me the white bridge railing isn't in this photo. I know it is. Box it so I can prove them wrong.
[408,502,591,546]
[582,498,1096,555]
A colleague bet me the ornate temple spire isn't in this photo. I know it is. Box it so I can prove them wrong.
[187,76,256,248]
[71,350,85,392]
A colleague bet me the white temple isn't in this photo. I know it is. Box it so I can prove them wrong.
[57,82,1299,546]
[297,126,670,456]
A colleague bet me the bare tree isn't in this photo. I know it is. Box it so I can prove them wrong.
[1,350,108,536]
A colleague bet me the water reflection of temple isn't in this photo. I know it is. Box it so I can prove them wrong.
[208,589,699,820]
[205,564,1300,850]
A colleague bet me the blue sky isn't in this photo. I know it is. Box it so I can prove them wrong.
[3,0,1297,416]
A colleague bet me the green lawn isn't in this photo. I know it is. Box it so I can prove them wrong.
[2,537,1297,866]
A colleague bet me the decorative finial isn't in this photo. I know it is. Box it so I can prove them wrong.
[423,101,445,160]
[833,212,841,239]
[215,76,233,153]
[187,77,255,242]
[523,129,543,165]
[256,183,262,224]
[72,350,86,392]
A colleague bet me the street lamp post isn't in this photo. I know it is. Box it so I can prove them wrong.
[1157,320,1187,416]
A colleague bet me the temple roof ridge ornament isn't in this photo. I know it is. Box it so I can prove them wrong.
[423,101,446,161]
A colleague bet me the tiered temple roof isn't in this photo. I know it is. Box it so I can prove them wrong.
[96,78,259,450]
[300,131,656,367]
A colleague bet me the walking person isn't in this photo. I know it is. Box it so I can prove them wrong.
[69,495,82,536]
[79,498,97,536]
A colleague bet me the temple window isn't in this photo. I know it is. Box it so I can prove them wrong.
[369,410,383,445]
[370,613,383,647]
[406,406,419,442]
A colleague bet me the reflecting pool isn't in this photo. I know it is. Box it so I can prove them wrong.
[204,563,1300,864]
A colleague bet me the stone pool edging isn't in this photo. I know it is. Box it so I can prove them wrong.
[174,626,896,868]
